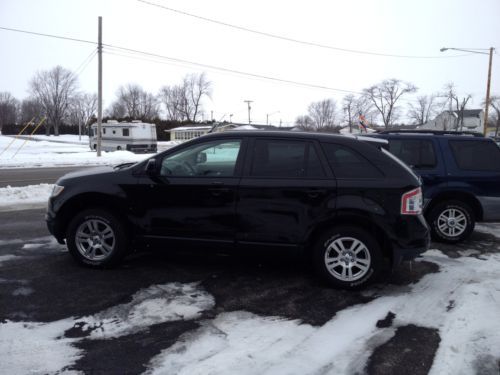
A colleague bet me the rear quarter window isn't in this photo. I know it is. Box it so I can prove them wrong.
[321,143,383,178]
[449,140,500,171]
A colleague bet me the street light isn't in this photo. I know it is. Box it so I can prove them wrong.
[266,111,280,125]
[440,47,495,136]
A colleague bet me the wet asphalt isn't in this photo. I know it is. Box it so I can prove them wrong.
[0,208,499,374]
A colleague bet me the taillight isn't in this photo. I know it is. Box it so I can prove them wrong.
[401,187,422,215]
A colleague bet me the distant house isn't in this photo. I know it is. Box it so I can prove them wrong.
[167,125,213,141]
[420,109,484,133]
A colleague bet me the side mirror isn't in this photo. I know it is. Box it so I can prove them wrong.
[145,158,157,174]
[196,152,207,163]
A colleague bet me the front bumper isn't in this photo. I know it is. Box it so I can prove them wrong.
[45,211,65,244]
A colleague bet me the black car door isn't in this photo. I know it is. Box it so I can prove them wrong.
[236,137,336,249]
[133,137,245,246]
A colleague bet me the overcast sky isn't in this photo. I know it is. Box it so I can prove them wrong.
[1,0,499,125]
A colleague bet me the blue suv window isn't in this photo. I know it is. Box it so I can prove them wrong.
[388,139,436,169]
[449,140,500,171]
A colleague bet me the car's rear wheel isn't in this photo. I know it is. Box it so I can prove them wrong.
[427,200,474,243]
[66,209,129,267]
[313,226,383,290]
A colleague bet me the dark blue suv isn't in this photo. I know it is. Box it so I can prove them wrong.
[372,131,500,243]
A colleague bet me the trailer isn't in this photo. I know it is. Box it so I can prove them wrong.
[90,120,157,153]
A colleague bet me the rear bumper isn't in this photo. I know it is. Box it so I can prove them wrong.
[391,214,430,266]
[126,144,157,153]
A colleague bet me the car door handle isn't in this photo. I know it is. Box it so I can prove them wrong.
[307,189,327,198]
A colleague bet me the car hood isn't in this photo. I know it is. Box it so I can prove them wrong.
[57,166,115,183]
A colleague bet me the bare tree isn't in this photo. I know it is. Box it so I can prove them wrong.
[440,83,472,130]
[159,85,185,121]
[184,73,211,122]
[342,94,356,133]
[19,98,44,125]
[106,101,126,119]
[68,93,97,139]
[487,95,500,137]
[0,92,18,132]
[308,98,338,129]
[363,78,417,128]
[29,66,78,135]
[111,84,159,120]
[294,115,315,131]
[159,73,212,122]
[407,95,438,125]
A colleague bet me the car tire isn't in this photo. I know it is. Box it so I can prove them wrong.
[427,200,475,243]
[66,209,129,268]
[313,226,383,290]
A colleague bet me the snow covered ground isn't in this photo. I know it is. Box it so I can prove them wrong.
[1,248,500,374]
[0,134,179,169]
[0,184,53,212]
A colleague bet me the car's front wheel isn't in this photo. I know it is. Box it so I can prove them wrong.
[313,226,383,289]
[66,209,129,267]
[427,200,474,243]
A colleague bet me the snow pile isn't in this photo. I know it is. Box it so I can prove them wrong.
[0,135,151,168]
[0,319,81,375]
[0,282,214,374]
[0,184,53,211]
[76,282,215,339]
[145,251,500,375]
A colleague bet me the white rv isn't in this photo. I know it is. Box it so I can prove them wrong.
[90,120,157,153]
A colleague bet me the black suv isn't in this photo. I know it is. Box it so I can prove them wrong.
[371,131,500,243]
[46,131,429,289]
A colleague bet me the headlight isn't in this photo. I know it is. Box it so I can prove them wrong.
[51,185,65,197]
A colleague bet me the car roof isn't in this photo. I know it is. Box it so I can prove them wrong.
[367,131,490,141]
[201,130,387,145]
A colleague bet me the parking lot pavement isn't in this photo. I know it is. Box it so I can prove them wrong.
[1,209,500,374]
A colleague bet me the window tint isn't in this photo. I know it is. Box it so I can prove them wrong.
[449,140,500,171]
[122,129,129,136]
[160,140,241,177]
[388,139,436,169]
[250,139,325,178]
[322,143,383,178]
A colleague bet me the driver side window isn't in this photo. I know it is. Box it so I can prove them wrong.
[160,139,242,177]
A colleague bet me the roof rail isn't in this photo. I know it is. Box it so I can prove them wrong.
[377,130,484,137]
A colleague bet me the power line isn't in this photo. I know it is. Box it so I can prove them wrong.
[0,26,95,45]
[103,45,362,95]
[0,24,474,105]
[104,46,428,105]
[74,48,97,77]
[137,0,473,59]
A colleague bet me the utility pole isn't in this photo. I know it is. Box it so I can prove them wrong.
[96,16,103,157]
[244,100,253,124]
[484,47,494,136]
[211,110,214,122]
[229,114,233,123]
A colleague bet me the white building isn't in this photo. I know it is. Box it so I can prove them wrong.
[420,109,484,133]
[168,125,213,141]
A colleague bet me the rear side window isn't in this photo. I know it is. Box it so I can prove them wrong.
[321,143,383,178]
[250,139,325,178]
[449,140,500,171]
[388,139,436,169]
